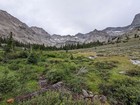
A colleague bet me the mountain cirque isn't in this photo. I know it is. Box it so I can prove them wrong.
[0,10,140,47]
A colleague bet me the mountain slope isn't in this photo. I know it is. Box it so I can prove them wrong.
[131,13,140,27]
[0,10,51,46]
[103,13,140,37]
[0,10,140,47]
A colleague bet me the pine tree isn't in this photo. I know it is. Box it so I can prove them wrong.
[4,32,14,53]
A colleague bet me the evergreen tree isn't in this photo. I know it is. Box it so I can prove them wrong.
[4,32,14,53]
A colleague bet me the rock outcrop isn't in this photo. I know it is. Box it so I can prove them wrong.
[131,13,140,27]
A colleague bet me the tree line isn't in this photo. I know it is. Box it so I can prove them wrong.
[0,32,103,51]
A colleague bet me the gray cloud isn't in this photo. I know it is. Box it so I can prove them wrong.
[0,0,140,35]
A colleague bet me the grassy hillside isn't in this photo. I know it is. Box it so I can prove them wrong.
[0,37,140,105]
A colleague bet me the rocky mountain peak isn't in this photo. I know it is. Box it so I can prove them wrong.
[93,29,99,32]
[30,26,50,37]
[0,9,52,46]
[0,10,7,14]
[0,10,8,15]
[0,10,27,26]
[131,13,140,27]
[102,14,140,36]
[0,9,140,47]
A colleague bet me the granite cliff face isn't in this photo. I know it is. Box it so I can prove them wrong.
[0,10,140,47]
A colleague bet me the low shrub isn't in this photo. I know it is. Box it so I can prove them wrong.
[8,63,20,71]
[95,61,118,69]
[0,71,18,94]
[18,66,38,82]
[0,56,3,62]
[70,54,74,60]
[126,68,140,77]
[99,78,140,105]
[18,91,90,105]
[27,53,38,64]
[18,51,28,58]
[5,52,19,59]
[49,59,63,64]
[46,70,66,84]
[60,62,77,73]
[46,53,56,58]
[76,56,83,60]
[65,76,87,93]
[94,61,118,81]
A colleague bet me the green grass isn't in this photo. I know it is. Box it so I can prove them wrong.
[0,37,140,105]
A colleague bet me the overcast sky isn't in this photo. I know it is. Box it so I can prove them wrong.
[0,0,140,35]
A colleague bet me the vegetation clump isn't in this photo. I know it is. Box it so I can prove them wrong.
[95,61,118,69]
[99,78,140,105]
[126,67,140,77]
[0,71,18,94]
[27,53,38,64]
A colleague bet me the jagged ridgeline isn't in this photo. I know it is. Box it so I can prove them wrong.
[0,10,140,48]
[0,32,103,51]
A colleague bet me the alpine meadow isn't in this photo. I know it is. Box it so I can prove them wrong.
[0,1,140,105]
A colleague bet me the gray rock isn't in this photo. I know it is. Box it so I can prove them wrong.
[0,10,51,46]
[131,13,140,27]
[130,59,140,66]
[0,9,140,47]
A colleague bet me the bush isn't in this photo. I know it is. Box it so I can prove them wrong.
[60,62,77,73]
[27,53,38,64]
[99,78,140,105]
[5,52,19,59]
[0,56,3,62]
[49,59,63,64]
[126,68,140,77]
[94,61,118,81]
[70,54,74,60]
[65,76,87,93]
[97,69,111,81]
[2,51,28,60]
[18,51,28,58]
[76,56,83,60]
[46,70,66,84]
[18,91,90,105]
[8,63,20,71]
[0,71,18,94]
[18,66,38,83]
[95,61,118,69]
[46,53,56,58]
